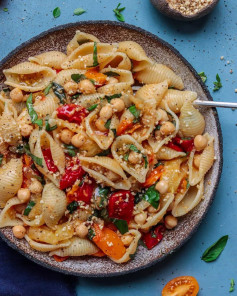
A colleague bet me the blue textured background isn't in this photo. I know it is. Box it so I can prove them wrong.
[0,0,237,295]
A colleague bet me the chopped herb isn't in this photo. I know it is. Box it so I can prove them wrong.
[87,104,98,112]
[45,119,57,132]
[138,239,148,249]
[52,82,66,104]
[168,85,175,89]
[53,7,61,18]
[105,93,122,103]
[67,201,78,214]
[89,79,95,85]
[64,144,78,157]
[142,185,160,209]
[201,235,228,262]
[26,94,43,127]
[34,175,45,185]
[88,42,99,68]
[198,72,207,83]
[230,279,235,292]
[129,144,140,153]
[113,3,125,22]
[73,8,86,16]
[151,231,157,238]
[0,154,3,165]
[134,192,142,204]
[71,93,80,100]
[2,87,10,93]
[127,145,148,168]
[44,83,53,95]
[113,218,128,234]
[213,74,222,91]
[88,228,96,240]
[98,186,110,208]
[154,161,163,168]
[124,153,129,161]
[25,147,43,167]
[103,71,120,77]
[143,155,148,169]
[97,149,111,156]
[128,105,140,123]
[111,128,117,137]
[154,124,161,131]
[71,73,86,83]
[186,179,190,189]
[23,201,36,216]
[104,119,111,130]
[3,8,8,12]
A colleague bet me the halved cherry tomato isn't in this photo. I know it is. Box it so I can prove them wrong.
[166,142,183,152]
[108,190,134,223]
[172,136,194,153]
[67,176,94,204]
[177,178,188,194]
[126,123,142,134]
[143,164,164,188]
[85,69,107,86]
[42,148,59,173]
[117,119,133,136]
[162,276,199,296]
[57,104,89,125]
[60,159,84,190]
[53,255,69,262]
[142,225,165,250]
[92,250,106,257]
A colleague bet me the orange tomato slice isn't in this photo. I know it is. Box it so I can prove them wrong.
[53,255,69,262]
[143,165,164,188]
[117,119,133,136]
[85,69,107,85]
[162,276,199,296]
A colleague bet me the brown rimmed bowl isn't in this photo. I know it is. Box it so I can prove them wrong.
[0,21,223,277]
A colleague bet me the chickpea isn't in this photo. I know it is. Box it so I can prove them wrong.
[157,108,169,123]
[106,170,119,182]
[10,88,24,103]
[194,154,201,168]
[121,234,133,246]
[75,223,88,238]
[20,124,33,137]
[141,114,151,126]
[95,118,108,132]
[71,133,86,148]
[107,77,119,84]
[17,188,31,203]
[134,212,147,225]
[194,135,208,151]
[128,151,142,164]
[64,81,78,95]
[78,79,96,94]
[148,205,160,213]
[160,121,175,136]
[111,98,125,113]
[60,128,74,144]
[155,130,162,141]
[29,179,43,194]
[12,225,26,239]
[155,180,169,195]
[99,105,113,122]
[164,215,178,230]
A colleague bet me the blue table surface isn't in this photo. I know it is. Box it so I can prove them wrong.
[0,0,237,295]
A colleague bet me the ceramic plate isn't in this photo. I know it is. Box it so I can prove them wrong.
[0,21,223,277]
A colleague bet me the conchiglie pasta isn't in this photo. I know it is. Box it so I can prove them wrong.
[135,63,184,90]
[34,93,59,117]
[54,69,86,86]
[156,146,186,160]
[4,62,56,92]
[0,197,24,227]
[29,51,67,70]
[100,52,132,70]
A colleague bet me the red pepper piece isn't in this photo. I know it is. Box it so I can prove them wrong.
[67,177,95,204]
[60,160,84,190]
[42,148,58,173]
[108,190,134,223]
[142,225,165,250]
[57,104,89,125]
[173,136,194,152]
[166,142,184,152]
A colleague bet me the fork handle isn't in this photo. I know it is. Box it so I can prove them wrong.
[194,100,237,109]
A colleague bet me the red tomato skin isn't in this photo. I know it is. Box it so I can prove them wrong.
[142,225,165,250]
[67,177,95,205]
[42,148,58,173]
[173,136,194,152]
[166,142,184,152]
[108,190,134,223]
[57,104,89,125]
[60,160,84,190]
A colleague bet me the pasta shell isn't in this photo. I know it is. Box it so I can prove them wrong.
[135,63,184,90]
[77,93,105,109]
[29,51,67,69]
[67,30,100,55]
[156,146,186,160]
[159,89,197,113]
[172,179,204,217]
[179,100,205,137]
[111,135,149,183]
[99,52,132,70]
[0,197,24,227]
[42,183,67,228]
[34,92,59,117]
[79,156,131,190]
[54,69,86,86]
[188,134,215,186]
[4,62,56,92]
[16,213,44,227]
[0,159,23,208]
[49,237,99,257]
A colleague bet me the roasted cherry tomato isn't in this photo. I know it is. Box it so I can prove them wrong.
[60,159,84,190]
[85,69,107,86]
[57,104,89,125]
[53,255,69,262]
[117,119,134,136]
[162,276,199,296]
[166,142,183,152]
[173,136,194,153]
[67,176,94,204]
[42,148,58,173]
[143,164,164,188]
[142,225,165,250]
[108,190,134,223]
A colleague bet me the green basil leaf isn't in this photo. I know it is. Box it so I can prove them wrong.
[105,93,122,103]
[53,7,61,18]
[24,201,36,216]
[26,94,43,127]
[71,93,80,100]
[67,201,78,214]
[142,185,160,209]
[103,71,120,77]
[230,279,235,292]
[138,239,148,249]
[201,235,228,262]
[198,72,207,83]
[128,105,140,121]
[73,8,86,16]
[88,42,99,68]
[87,104,98,111]
[213,74,222,91]
[143,155,148,169]
[3,8,8,12]
[155,124,161,131]
[97,149,111,156]
[129,144,140,153]
[2,87,10,93]
[134,192,142,204]
[71,74,86,83]
[113,3,125,22]
[104,119,111,130]
[23,144,43,167]
[52,82,66,104]
[186,179,190,189]
[0,154,3,165]
[154,161,163,168]
[111,128,117,137]
[44,83,53,95]
[88,228,96,240]
[98,187,110,199]
[123,153,129,161]
[64,144,78,157]
[113,218,128,234]
[45,119,57,132]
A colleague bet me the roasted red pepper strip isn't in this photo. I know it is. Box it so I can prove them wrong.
[60,159,84,190]
[173,136,194,152]
[166,142,184,152]
[142,225,165,250]
[57,104,89,125]
[42,148,59,173]
[67,176,94,204]
[108,190,134,223]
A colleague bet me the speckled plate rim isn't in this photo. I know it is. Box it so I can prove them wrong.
[0,21,223,277]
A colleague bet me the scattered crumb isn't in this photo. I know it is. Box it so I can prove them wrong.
[220,56,224,60]
[230,69,233,74]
